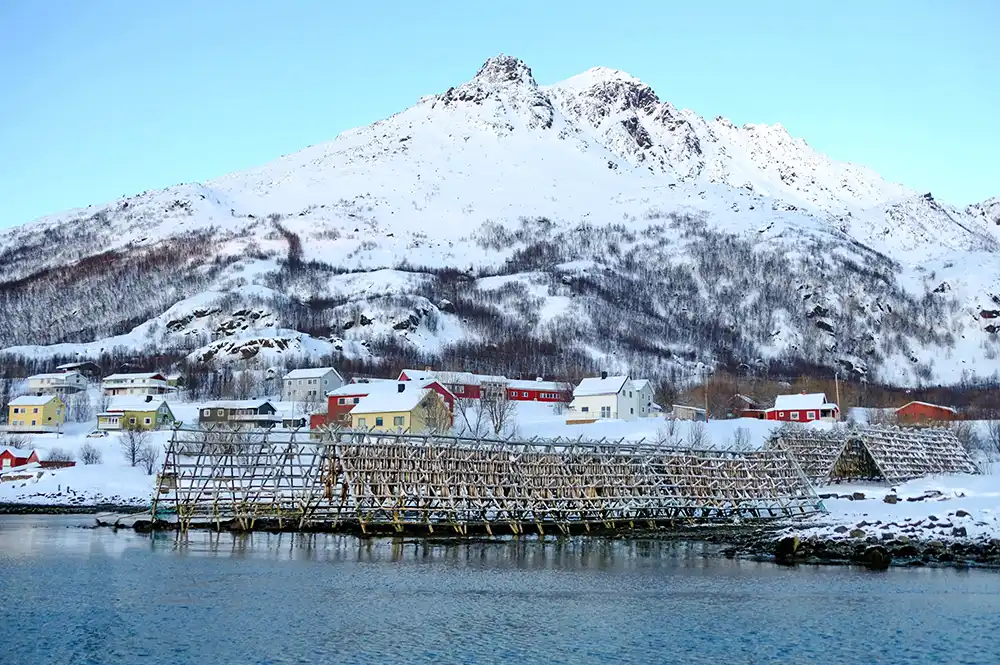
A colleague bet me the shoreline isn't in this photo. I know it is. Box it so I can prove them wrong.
[0,503,149,515]
[5,504,998,570]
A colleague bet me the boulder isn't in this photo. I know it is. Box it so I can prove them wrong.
[883,494,899,504]
[774,536,801,561]
[849,529,867,539]
[852,492,866,501]
[834,525,850,534]
[952,526,968,538]
[956,510,971,518]
[864,546,892,570]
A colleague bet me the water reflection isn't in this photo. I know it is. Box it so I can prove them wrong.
[3,516,1000,665]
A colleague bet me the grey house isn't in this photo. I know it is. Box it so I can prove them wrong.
[198,400,280,428]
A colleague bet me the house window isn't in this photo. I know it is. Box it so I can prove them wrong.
[522,392,528,397]
[129,418,136,425]
[33,408,39,414]
[456,386,464,394]
[358,418,367,428]
[581,406,589,413]
[217,409,224,416]
[806,411,816,420]
[779,412,785,418]
[600,406,611,418]
[12,408,18,414]
[630,408,634,415]
[144,418,152,425]
[393,416,405,427]
[791,412,800,421]
[31,419,36,426]
[338,398,346,405]
[375,417,384,427]
[353,397,360,404]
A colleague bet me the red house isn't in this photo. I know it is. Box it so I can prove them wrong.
[311,379,456,429]
[765,393,840,423]
[895,401,957,424]
[0,447,40,470]
[505,379,571,403]
[398,369,571,403]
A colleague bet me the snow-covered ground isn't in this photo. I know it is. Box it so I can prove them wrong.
[786,464,1000,544]
[0,422,169,507]
[4,400,998,547]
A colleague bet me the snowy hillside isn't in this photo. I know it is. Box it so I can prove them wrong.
[1,55,998,386]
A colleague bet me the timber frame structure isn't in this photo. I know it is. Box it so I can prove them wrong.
[765,425,980,485]
[152,427,825,534]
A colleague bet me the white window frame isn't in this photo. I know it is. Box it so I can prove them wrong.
[806,410,816,420]
[791,412,800,421]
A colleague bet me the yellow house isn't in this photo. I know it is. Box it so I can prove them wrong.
[97,396,175,431]
[349,386,450,433]
[7,395,67,432]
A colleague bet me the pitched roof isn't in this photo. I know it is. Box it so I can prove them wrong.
[329,380,401,398]
[283,367,343,381]
[351,388,435,415]
[896,401,958,414]
[0,447,37,458]
[631,379,651,392]
[573,375,629,397]
[103,396,169,413]
[103,372,167,381]
[200,400,274,410]
[28,372,83,381]
[399,369,506,386]
[771,393,833,411]
[8,395,61,406]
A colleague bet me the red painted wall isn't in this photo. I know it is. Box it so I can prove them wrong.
[896,403,956,424]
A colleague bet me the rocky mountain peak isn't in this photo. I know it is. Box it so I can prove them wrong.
[473,54,537,88]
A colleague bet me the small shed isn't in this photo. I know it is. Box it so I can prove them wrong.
[0,447,40,470]
[672,404,707,422]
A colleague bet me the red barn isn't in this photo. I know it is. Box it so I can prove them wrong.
[0,447,40,470]
[765,393,840,423]
[895,401,957,424]
[312,379,455,428]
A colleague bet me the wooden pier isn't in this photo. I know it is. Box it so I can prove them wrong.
[152,427,825,534]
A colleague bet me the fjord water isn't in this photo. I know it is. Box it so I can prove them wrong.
[1,516,998,665]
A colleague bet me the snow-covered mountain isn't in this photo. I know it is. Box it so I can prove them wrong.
[2,55,998,386]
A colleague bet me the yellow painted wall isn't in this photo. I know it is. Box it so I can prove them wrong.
[7,397,66,431]
[351,409,415,432]
[98,406,173,430]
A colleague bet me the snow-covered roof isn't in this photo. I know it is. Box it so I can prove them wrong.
[631,379,651,392]
[896,401,958,414]
[329,380,400,397]
[507,379,565,391]
[103,372,167,381]
[28,372,82,380]
[672,404,706,413]
[351,388,434,415]
[400,369,506,386]
[8,395,61,406]
[0,447,36,458]
[103,396,169,413]
[199,400,274,410]
[771,393,834,411]
[573,375,629,397]
[283,367,343,380]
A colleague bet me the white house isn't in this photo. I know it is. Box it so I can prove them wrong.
[570,373,648,421]
[282,367,344,404]
[101,372,171,397]
[631,379,657,418]
[26,371,88,395]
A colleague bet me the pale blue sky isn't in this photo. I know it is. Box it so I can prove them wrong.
[1,1,997,227]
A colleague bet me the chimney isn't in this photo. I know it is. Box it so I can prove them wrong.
[398,383,405,393]
[145,395,153,403]
[601,371,608,380]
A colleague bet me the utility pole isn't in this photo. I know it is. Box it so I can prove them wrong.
[703,367,709,421]
[835,371,842,421]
